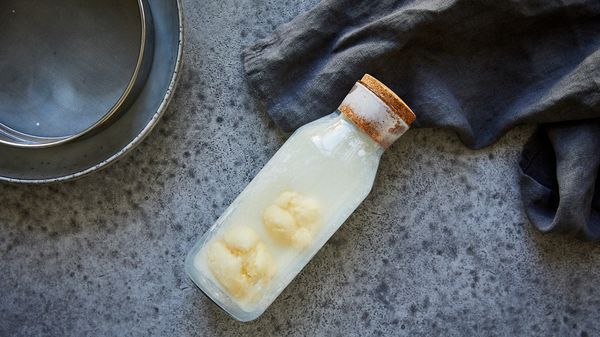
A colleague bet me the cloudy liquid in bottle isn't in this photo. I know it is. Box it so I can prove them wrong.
[185,74,416,321]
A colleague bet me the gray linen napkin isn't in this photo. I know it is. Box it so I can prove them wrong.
[243,0,600,240]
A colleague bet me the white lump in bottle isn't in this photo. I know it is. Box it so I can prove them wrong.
[263,191,321,249]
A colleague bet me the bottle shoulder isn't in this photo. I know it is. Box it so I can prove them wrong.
[288,113,383,159]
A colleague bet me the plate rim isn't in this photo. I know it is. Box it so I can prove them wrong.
[0,0,184,184]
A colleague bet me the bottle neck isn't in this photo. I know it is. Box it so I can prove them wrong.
[338,82,410,149]
[337,113,385,156]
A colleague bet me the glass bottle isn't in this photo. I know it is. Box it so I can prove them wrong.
[185,74,416,321]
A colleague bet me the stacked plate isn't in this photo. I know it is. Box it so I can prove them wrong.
[0,0,183,183]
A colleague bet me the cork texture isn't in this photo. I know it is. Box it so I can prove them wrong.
[359,74,416,125]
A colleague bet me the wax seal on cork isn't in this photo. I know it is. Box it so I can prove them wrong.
[338,74,416,148]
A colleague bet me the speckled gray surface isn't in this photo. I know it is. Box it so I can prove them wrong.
[1,1,600,336]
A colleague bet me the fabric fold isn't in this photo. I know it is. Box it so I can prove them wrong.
[520,121,600,239]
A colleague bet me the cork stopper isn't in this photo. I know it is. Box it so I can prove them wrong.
[358,74,416,125]
[338,74,416,148]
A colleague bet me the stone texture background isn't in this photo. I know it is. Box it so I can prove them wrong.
[1,1,599,336]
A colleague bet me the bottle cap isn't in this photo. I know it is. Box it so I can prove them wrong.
[338,74,416,148]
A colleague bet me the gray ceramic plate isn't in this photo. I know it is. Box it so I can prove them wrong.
[0,0,154,148]
[0,0,183,183]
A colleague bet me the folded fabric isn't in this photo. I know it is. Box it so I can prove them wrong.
[243,0,600,239]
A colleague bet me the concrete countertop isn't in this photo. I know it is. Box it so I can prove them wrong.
[2,1,600,336]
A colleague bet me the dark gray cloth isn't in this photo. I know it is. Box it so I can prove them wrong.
[520,121,600,239]
[243,0,600,239]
